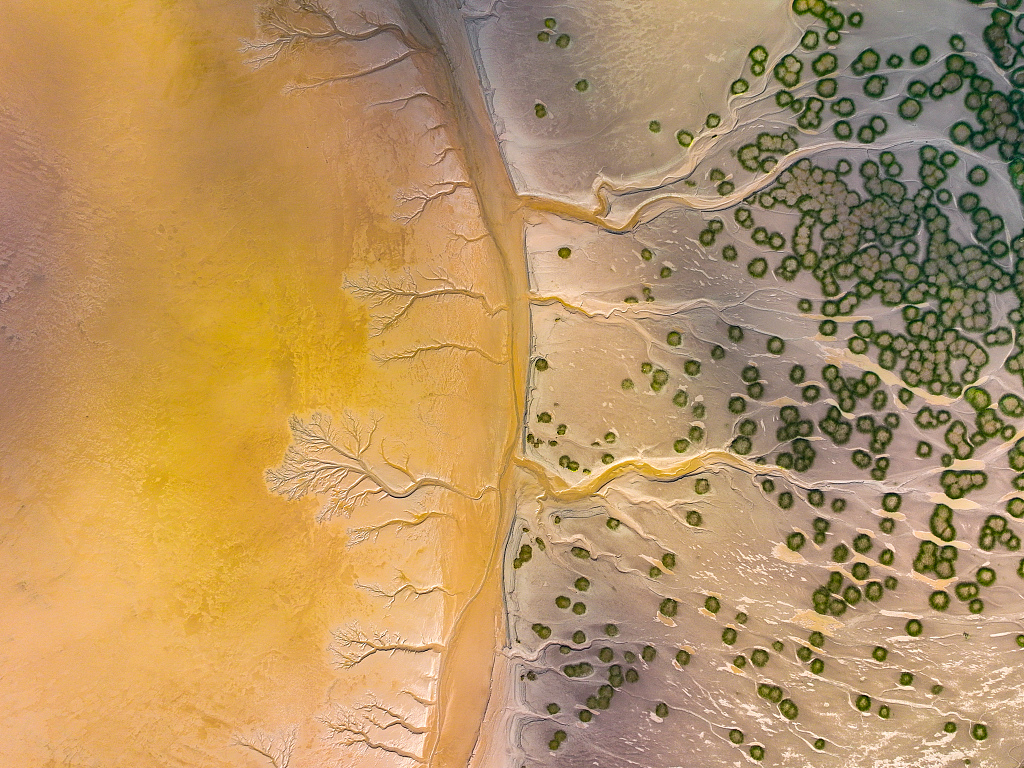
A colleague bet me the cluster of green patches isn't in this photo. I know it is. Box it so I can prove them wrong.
[852,48,881,77]
[558,454,581,472]
[757,155,1001,393]
[1001,393,1024,418]
[775,405,817,471]
[954,580,983,614]
[811,515,830,545]
[774,54,803,88]
[563,662,594,678]
[913,539,958,580]
[547,728,568,751]
[698,217,725,248]
[792,0,847,37]
[929,504,957,542]
[514,543,533,569]
[979,514,1021,551]
[741,363,766,400]
[796,97,826,131]
[812,569,865,616]
[940,469,988,499]
[737,131,798,174]
[731,417,758,455]
[751,225,787,251]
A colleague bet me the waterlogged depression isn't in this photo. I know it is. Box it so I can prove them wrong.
[468,0,1024,764]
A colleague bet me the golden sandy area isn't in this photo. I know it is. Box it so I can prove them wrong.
[0,1,523,766]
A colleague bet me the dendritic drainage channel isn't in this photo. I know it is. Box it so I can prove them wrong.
[469,0,1024,766]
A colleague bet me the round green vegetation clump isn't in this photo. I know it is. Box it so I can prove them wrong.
[554,33,570,48]
[574,79,588,92]
[675,648,691,666]
[878,704,891,719]
[943,721,958,734]
[684,359,701,376]
[872,646,888,662]
[642,645,657,663]
[705,596,721,614]
[809,631,824,648]
[557,246,571,259]
[797,646,813,663]
[572,602,586,615]
[722,627,738,645]
[767,336,785,354]
[532,623,551,639]
[659,598,678,617]
[906,619,923,637]
[977,567,996,587]
[853,533,873,554]
[556,595,571,609]
[729,728,744,744]
[648,120,661,134]
[695,478,710,494]
[534,103,548,118]
[547,702,560,714]
[971,723,988,741]
[654,702,669,718]
[786,531,806,552]
[749,745,765,761]
[899,671,914,686]
[810,658,824,675]
[605,624,618,637]
[751,648,770,667]
[573,630,586,644]
[571,546,590,559]
[676,130,693,147]
[673,439,689,453]
[855,694,872,712]
[929,591,950,611]
[598,647,614,664]
[666,330,682,346]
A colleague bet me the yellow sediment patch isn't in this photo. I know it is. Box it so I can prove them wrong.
[0,1,520,766]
